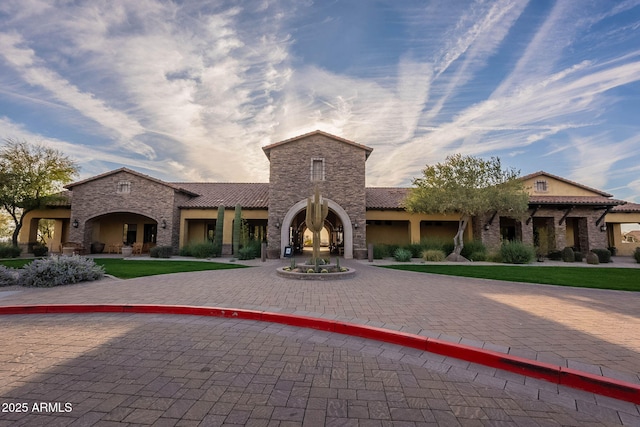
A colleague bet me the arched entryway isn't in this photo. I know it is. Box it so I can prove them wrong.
[84,212,159,254]
[281,198,353,259]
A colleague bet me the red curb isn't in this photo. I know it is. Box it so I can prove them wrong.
[1,304,639,405]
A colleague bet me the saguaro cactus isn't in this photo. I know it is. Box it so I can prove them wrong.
[233,204,242,255]
[306,185,328,263]
[214,206,224,248]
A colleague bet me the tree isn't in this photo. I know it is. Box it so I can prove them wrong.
[405,154,529,259]
[0,138,79,246]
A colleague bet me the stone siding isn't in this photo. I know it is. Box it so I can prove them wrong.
[67,171,182,251]
[476,207,608,254]
[267,134,367,255]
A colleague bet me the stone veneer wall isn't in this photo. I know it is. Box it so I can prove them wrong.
[267,134,368,257]
[474,207,608,254]
[67,171,183,252]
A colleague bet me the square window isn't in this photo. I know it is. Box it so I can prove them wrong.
[117,181,131,194]
[535,180,547,192]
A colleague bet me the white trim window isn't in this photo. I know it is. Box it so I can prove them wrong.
[117,180,131,194]
[534,180,548,192]
[311,158,325,181]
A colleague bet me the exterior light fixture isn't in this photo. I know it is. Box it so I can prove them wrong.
[483,224,490,231]
[161,219,167,229]
[353,222,358,229]
[275,220,280,229]
[72,219,79,228]
[600,224,607,232]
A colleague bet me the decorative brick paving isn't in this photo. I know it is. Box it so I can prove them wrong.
[1,314,637,426]
[1,257,639,424]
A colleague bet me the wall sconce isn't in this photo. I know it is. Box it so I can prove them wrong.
[483,224,490,231]
[72,219,79,228]
[600,224,607,232]
[275,220,280,229]
[353,222,358,230]
[161,219,167,229]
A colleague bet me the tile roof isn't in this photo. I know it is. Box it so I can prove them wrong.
[366,187,410,209]
[66,167,198,196]
[262,130,373,160]
[521,171,612,197]
[177,183,269,209]
[612,202,640,213]
[528,195,626,206]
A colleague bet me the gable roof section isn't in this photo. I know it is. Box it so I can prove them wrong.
[65,167,199,196]
[521,171,612,197]
[262,130,373,160]
[177,183,269,209]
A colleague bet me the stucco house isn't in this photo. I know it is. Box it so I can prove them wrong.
[18,130,640,258]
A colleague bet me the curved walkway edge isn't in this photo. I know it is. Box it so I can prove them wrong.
[2,303,638,406]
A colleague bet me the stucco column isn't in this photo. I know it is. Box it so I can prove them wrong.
[179,217,189,248]
[409,217,421,244]
[51,219,64,253]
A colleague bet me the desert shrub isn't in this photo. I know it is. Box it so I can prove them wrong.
[547,250,563,261]
[238,247,255,260]
[469,251,487,262]
[240,240,262,260]
[561,247,575,262]
[0,244,21,258]
[180,242,221,258]
[421,249,445,262]
[404,243,424,258]
[385,244,400,255]
[586,252,600,265]
[372,244,390,259]
[150,245,173,258]
[574,251,583,262]
[18,255,104,288]
[420,238,449,252]
[373,243,400,259]
[500,241,535,264]
[591,248,611,263]
[486,251,503,263]
[634,247,640,263]
[393,248,412,262]
[461,240,486,259]
[442,242,455,256]
[0,265,17,287]
[32,244,48,257]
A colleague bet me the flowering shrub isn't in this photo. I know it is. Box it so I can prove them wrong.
[18,255,105,287]
[0,265,17,287]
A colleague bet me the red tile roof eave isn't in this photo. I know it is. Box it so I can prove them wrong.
[528,197,626,207]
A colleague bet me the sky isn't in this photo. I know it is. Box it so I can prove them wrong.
[0,0,639,202]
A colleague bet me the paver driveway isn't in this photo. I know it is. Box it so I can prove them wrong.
[1,313,636,426]
[1,257,639,425]
[1,258,638,382]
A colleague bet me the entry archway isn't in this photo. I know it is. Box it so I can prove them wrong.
[281,198,353,259]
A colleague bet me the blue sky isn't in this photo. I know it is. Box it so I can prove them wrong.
[0,0,639,201]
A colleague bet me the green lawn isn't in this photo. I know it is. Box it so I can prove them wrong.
[0,258,248,279]
[380,264,640,292]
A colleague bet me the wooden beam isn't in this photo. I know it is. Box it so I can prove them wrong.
[558,206,573,225]
[526,205,540,225]
[595,207,612,226]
